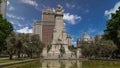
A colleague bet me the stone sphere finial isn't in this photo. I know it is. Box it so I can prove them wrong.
[56,5,62,12]
[47,8,52,12]
[57,5,61,8]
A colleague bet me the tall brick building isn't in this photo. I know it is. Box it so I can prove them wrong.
[33,8,55,44]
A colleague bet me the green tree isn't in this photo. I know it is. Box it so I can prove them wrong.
[81,39,117,59]
[0,0,2,3]
[68,45,76,52]
[104,7,120,49]
[6,32,16,60]
[21,33,31,58]
[29,34,45,58]
[15,33,23,58]
[0,15,13,53]
[95,40,117,58]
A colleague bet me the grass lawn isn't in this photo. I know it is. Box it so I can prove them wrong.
[0,58,31,63]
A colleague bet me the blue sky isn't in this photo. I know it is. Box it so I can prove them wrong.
[6,0,120,45]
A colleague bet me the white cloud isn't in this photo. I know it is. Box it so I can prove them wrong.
[8,6,15,11]
[63,13,81,25]
[16,27,32,33]
[8,20,23,27]
[104,1,120,19]
[7,0,10,6]
[52,8,55,12]
[6,13,24,20]
[9,20,14,25]
[7,1,15,11]
[21,0,38,7]
[66,3,75,8]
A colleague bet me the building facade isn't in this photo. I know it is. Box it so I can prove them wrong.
[0,0,7,18]
[77,32,95,47]
[33,8,55,44]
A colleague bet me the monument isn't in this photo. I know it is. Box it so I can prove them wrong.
[43,5,71,59]
[33,5,73,59]
[48,5,71,58]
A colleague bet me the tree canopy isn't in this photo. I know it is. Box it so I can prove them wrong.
[81,40,117,58]
[104,7,120,49]
[0,0,2,3]
[0,15,13,51]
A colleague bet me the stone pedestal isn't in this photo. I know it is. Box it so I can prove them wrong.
[77,48,82,59]
[42,48,48,58]
[49,45,60,54]
[63,45,71,54]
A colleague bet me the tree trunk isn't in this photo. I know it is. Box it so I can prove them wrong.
[27,53,30,58]
[30,53,32,58]
[30,51,33,58]
[17,51,20,58]
[8,50,13,60]
[9,54,13,60]
[0,52,1,57]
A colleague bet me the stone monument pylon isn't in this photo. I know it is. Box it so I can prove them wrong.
[49,5,71,57]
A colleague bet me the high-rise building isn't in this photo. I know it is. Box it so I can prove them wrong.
[0,0,7,18]
[33,8,55,44]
